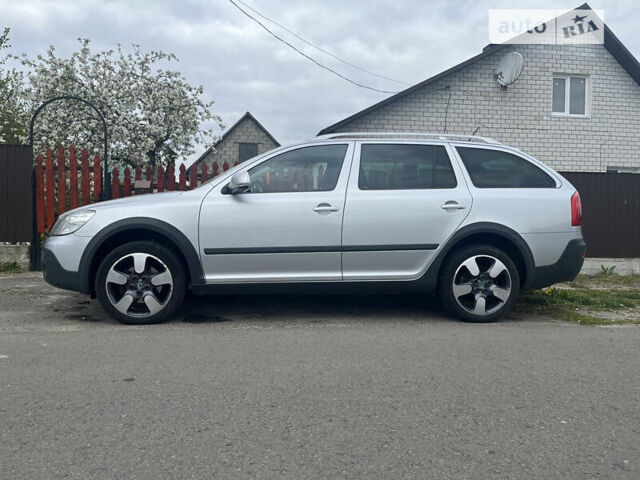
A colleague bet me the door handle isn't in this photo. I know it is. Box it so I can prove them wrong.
[441,201,466,211]
[313,203,340,214]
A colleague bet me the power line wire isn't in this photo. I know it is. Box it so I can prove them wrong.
[226,0,399,94]
[234,0,410,86]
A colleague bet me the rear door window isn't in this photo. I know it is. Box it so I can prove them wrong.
[456,147,556,188]
[358,144,457,190]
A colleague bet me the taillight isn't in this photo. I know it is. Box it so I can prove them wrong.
[571,191,582,226]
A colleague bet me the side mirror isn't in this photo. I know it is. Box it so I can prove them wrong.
[227,171,251,194]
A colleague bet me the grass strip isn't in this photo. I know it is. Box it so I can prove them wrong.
[516,287,640,325]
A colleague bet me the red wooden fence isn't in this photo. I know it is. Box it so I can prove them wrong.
[35,145,224,234]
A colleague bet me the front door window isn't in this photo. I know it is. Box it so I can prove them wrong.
[248,145,347,193]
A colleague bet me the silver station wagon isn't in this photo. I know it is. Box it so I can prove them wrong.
[43,133,586,324]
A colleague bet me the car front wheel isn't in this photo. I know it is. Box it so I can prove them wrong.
[439,244,520,323]
[95,241,186,324]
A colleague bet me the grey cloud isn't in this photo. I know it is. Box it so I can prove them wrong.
[2,0,639,152]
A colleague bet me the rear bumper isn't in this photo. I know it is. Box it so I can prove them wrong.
[528,238,586,289]
[42,247,88,294]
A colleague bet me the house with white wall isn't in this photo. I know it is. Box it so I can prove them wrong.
[319,4,640,174]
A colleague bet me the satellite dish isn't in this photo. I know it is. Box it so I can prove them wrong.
[494,52,524,88]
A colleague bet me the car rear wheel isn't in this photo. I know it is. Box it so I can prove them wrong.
[439,244,520,323]
[96,241,186,324]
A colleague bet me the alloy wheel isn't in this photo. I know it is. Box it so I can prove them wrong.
[105,253,173,318]
[452,255,512,316]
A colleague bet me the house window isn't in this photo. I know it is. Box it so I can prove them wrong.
[238,142,259,163]
[553,75,588,116]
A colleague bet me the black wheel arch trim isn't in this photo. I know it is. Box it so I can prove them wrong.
[78,217,204,294]
[418,222,536,290]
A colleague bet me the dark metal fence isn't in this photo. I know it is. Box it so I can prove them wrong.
[561,172,640,258]
[0,145,33,243]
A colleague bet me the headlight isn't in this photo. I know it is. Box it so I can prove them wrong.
[50,210,95,236]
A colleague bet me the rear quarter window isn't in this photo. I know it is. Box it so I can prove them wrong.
[456,147,556,188]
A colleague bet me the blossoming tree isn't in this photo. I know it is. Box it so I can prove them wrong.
[22,38,223,167]
[0,28,28,144]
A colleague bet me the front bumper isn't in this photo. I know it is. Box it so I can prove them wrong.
[42,247,89,293]
[528,238,586,289]
[42,234,92,294]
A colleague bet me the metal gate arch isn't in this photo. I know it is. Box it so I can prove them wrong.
[29,95,110,200]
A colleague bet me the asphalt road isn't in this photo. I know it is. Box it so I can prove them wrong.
[1,273,639,480]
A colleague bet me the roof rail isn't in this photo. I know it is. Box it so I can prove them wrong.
[315,132,502,145]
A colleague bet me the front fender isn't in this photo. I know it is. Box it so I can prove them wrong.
[78,217,205,294]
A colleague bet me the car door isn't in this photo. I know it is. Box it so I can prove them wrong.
[199,142,353,283]
[342,141,472,280]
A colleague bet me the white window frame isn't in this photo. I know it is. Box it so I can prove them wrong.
[552,74,590,118]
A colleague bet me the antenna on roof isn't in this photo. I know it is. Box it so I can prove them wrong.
[494,52,524,89]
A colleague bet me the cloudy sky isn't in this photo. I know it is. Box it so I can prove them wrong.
[3,0,640,156]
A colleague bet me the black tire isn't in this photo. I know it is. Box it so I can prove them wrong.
[438,244,520,323]
[95,241,186,325]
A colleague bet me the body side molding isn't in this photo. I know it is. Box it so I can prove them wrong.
[203,244,439,255]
